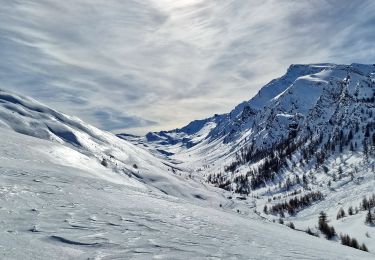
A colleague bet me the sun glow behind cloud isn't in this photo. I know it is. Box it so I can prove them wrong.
[1,0,375,134]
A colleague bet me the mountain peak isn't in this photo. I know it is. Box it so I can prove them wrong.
[132,63,374,152]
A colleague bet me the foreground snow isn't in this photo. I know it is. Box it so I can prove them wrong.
[0,128,373,259]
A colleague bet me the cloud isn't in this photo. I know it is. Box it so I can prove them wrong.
[1,0,375,134]
[91,108,157,131]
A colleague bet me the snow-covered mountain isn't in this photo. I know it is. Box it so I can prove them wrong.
[3,88,373,259]
[128,63,374,180]
[121,63,375,253]
[0,62,374,258]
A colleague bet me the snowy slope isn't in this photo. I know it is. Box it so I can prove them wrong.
[0,88,228,201]
[121,63,375,253]
[0,127,373,259]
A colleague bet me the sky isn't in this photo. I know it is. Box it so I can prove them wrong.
[1,0,375,135]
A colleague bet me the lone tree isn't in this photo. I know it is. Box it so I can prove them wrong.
[365,209,374,225]
[348,206,354,215]
[287,222,295,229]
[337,207,346,220]
[360,243,369,252]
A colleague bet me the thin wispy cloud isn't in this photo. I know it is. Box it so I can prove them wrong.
[1,0,375,134]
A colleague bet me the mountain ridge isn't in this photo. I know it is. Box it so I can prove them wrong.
[124,63,374,157]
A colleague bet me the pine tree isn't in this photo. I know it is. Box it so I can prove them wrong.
[340,234,351,246]
[337,208,346,220]
[365,209,374,225]
[360,243,369,252]
[350,238,359,249]
[319,211,327,226]
[318,211,335,239]
[362,197,369,210]
[287,222,295,229]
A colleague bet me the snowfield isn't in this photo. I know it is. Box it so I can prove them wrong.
[0,128,373,259]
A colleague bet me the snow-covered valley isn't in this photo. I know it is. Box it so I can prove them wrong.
[0,126,372,260]
[120,63,375,257]
[0,63,374,259]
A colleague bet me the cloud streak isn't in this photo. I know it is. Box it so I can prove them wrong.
[1,0,375,134]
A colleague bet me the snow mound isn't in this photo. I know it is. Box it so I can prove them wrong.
[0,89,225,201]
